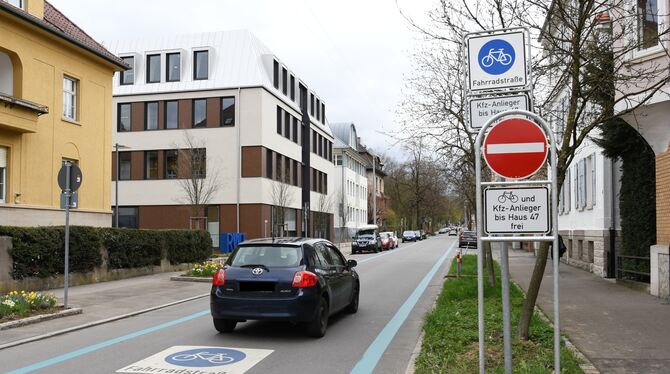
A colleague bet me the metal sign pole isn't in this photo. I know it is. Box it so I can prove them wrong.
[474,126,486,374]
[501,241,512,373]
[63,161,71,310]
[475,109,560,373]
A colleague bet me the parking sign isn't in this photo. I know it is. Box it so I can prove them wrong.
[467,30,527,92]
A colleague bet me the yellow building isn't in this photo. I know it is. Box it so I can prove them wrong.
[0,0,126,226]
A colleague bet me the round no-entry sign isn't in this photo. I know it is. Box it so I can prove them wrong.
[483,117,548,179]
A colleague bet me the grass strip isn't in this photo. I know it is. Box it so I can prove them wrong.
[415,255,583,373]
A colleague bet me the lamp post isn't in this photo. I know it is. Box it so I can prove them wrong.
[114,143,130,227]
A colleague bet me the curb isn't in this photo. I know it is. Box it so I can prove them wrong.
[0,293,209,351]
[170,276,212,283]
[511,282,600,374]
[404,330,425,374]
[0,306,82,331]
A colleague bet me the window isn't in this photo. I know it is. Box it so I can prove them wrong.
[310,93,315,116]
[290,75,295,101]
[146,54,160,83]
[321,103,325,123]
[166,52,181,82]
[63,76,77,120]
[273,60,279,89]
[292,117,298,143]
[284,112,290,139]
[587,153,596,208]
[0,147,6,203]
[193,99,207,127]
[266,149,273,178]
[192,149,206,178]
[119,152,131,180]
[637,0,659,49]
[277,107,282,135]
[118,103,131,132]
[316,99,321,121]
[120,56,134,85]
[193,50,208,80]
[116,207,139,229]
[276,154,282,181]
[145,102,158,130]
[293,159,298,186]
[164,150,178,179]
[165,101,178,129]
[7,0,23,8]
[312,131,317,153]
[284,157,291,184]
[335,155,342,166]
[281,67,288,95]
[221,97,235,126]
[145,151,158,179]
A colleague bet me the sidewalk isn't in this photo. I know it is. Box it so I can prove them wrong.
[0,271,211,348]
[506,248,670,374]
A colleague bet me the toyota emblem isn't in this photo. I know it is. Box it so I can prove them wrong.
[251,267,264,276]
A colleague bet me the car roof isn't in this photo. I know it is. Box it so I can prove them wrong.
[239,237,329,247]
[357,224,379,231]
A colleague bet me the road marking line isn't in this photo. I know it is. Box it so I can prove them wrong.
[357,241,420,264]
[350,241,457,374]
[6,310,210,374]
[487,142,544,154]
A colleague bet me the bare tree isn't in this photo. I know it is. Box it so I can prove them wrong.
[270,175,294,237]
[176,132,220,229]
[316,193,332,239]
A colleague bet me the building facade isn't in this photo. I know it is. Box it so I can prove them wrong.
[0,0,126,226]
[330,122,369,242]
[612,0,670,295]
[358,142,389,229]
[107,31,334,248]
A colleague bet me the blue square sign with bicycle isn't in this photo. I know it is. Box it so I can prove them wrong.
[117,345,273,374]
[467,30,528,92]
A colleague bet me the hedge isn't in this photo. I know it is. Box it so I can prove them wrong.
[0,226,212,279]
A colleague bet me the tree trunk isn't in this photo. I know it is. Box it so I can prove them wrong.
[518,241,550,340]
[485,241,496,287]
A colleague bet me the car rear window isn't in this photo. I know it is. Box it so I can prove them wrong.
[380,232,390,238]
[230,246,302,268]
[403,231,415,235]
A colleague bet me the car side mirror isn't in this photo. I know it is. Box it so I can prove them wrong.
[347,259,357,268]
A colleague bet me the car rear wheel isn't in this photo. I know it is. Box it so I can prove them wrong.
[306,297,329,338]
[213,318,237,333]
[346,283,359,314]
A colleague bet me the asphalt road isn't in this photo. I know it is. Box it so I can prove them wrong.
[2,235,458,374]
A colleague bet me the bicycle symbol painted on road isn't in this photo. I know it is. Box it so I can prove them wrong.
[478,39,515,75]
[498,191,519,204]
[165,348,246,367]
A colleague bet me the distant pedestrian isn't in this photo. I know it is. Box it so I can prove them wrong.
[550,234,567,259]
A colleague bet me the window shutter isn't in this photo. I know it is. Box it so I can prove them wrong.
[566,168,571,213]
[580,159,586,209]
[591,154,597,207]
[574,164,579,209]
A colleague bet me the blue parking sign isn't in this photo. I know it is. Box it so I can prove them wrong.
[478,39,515,75]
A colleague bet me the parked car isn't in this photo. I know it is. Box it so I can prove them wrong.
[459,230,477,248]
[380,231,398,250]
[438,227,448,234]
[351,224,382,254]
[210,238,359,338]
[414,230,423,240]
[420,230,427,240]
[448,227,458,236]
[402,230,417,242]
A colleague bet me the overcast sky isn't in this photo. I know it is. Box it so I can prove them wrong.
[49,0,436,160]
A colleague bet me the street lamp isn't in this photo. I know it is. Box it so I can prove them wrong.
[114,143,130,227]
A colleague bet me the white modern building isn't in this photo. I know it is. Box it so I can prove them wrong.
[107,30,335,249]
[330,122,369,242]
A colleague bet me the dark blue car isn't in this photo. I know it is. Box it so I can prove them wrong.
[210,238,359,337]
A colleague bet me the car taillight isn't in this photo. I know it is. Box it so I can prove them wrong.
[292,271,317,288]
[460,233,463,239]
[212,269,226,286]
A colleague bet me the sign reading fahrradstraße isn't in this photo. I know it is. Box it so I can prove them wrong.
[484,187,549,234]
[467,30,527,92]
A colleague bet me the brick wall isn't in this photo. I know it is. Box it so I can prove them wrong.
[656,150,670,244]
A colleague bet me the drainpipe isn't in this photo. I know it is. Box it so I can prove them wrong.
[236,87,241,233]
[609,157,616,278]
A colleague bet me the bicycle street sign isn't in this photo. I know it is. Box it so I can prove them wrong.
[484,187,550,234]
[117,345,273,374]
[466,29,528,92]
